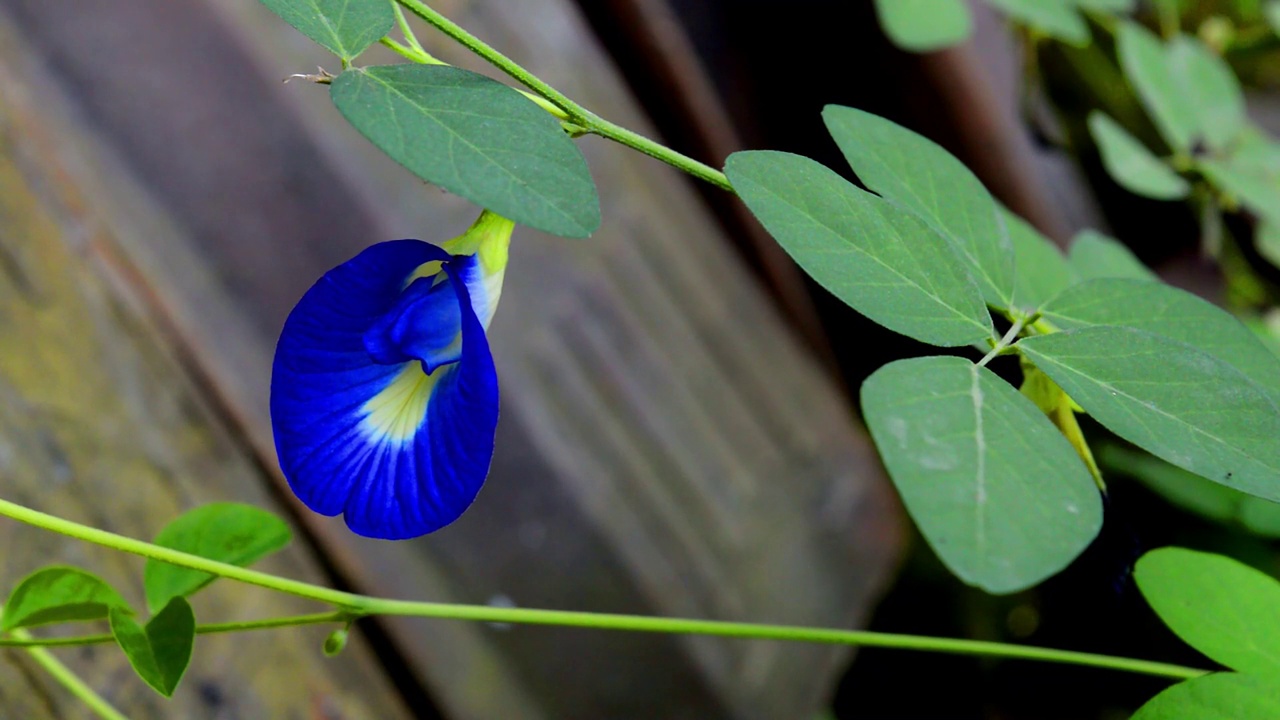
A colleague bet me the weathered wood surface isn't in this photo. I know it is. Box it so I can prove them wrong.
[0,18,413,720]
[0,0,907,717]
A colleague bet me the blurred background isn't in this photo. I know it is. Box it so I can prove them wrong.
[1,0,1278,718]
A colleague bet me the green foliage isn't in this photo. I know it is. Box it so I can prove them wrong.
[257,0,393,61]
[725,151,993,347]
[1067,230,1158,281]
[1,566,128,631]
[1117,22,1203,152]
[144,503,292,613]
[1039,278,1280,397]
[1005,208,1073,312]
[1132,673,1280,719]
[1166,36,1246,151]
[822,105,1015,307]
[1088,112,1189,199]
[1101,445,1280,537]
[861,357,1102,593]
[872,0,972,52]
[331,64,600,238]
[1021,327,1280,502]
[985,0,1089,45]
[109,597,196,698]
[1137,548,1280,678]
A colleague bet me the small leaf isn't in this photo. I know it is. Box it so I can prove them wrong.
[1167,36,1246,150]
[1004,207,1072,312]
[145,503,291,613]
[725,151,993,347]
[1136,547,1280,677]
[1066,230,1156,281]
[2,566,129,631]
[257,0,393,61]
[1199,156,1280,227]
[873,0,973,51]
[1133,673,1280,720]
[1088,112,1189,200]
[984,0,1090,45]
[822,105,1015,307]
[1117,22,1200,151]
[110,597,196,698]
[331,65,600,238]
[861,356,1102,594]
[1020,327,1280,502]
[1268,1,1280,35]
[1258,220,1280,268]
[1072,0,1136,11]
[1040,278,1280,398]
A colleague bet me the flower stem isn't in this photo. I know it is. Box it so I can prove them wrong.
[0,497,1205,681]
[0,612,350,648]
[391,0,732,191]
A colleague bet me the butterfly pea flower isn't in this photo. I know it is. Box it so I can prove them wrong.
[270,212,513,540]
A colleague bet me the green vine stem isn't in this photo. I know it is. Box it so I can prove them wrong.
[12,628,129,720]
[0,612,349,649]
[0,497,1205,681]
[392,0,733,191]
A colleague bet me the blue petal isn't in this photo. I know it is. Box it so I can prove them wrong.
[270,241,500,540]
[363,274,462,371]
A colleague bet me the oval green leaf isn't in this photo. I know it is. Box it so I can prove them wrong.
[144,503,292,613]
[861,356,1102,594]
[110,597,196,698]
[821,105,1015,307]
[331,64,600,238]
[2,566,129,631]
[1117,22,1200,151]
[1041,278,1280,399]
[1199,157,1280,228]
[1067,229,1157,282]
[1004,207,1072,313]
[1137,547,1280,677]
[1020,327,1280,502]
[984,0,1089,45]
[726,151,993,347]
[1088,112,1189,200]
[258,0,393,61]
[1133,673,1280,720]
[874,0,973,52]
[1167,36,1246,151]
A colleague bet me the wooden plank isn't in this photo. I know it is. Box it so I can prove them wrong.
[0,24,412,719]
[1,0,907,717]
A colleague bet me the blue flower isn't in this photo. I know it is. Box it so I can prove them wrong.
[270,213,513,540]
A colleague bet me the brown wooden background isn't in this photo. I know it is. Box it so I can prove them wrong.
[0,0,908,717]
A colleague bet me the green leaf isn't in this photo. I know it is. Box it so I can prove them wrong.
[874,0,973,51]
[1167,36,1246,150]
[1020,327,1280,502]
[1258,220,1280,268]
[1136,547,1280,677]
[1117,22,1200,151]
[861,356,1102,594]
[1268,1,1280,35]
[1088,112,1189,200]
[1199,156,1280,227]
[257,0,393,61]
[1040,278,1280,398]
[1066,230,1157,281]
[110,597,195,698]
[983,0,1090,45]
[725,151,992,346]
[145,503,291,613]
[1100,444,1280,538]
[1072,0,1136,11]
[822,105,1015,307]
[1,566,129,631]
[1004,208,1072,312]
[1133,673,1280,720]
[330,64,600,238]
